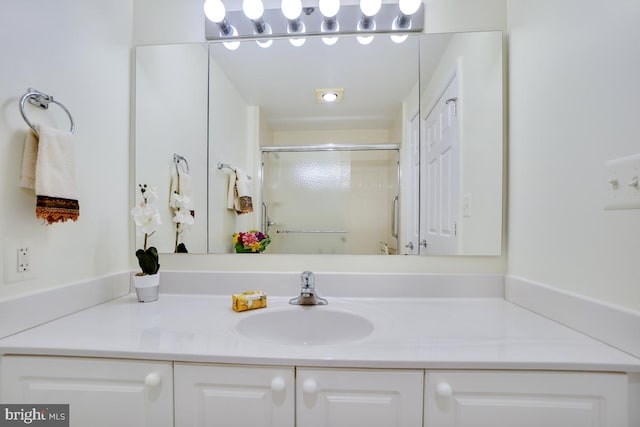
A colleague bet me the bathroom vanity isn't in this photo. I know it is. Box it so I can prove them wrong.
[1,285,638,427]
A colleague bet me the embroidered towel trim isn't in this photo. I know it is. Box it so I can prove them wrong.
[20,124,80,224]
[233,168,253,214]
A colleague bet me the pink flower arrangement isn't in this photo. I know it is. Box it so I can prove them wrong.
[233,230,271,253]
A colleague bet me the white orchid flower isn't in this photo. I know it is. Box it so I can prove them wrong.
[132,184,162,237]
[169,192,191,210]
[143,186,159,204]
[173,209,194,226]
[131,205,162,236]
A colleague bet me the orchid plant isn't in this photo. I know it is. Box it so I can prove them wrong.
[169,190,194,253]
[131,184,161,275]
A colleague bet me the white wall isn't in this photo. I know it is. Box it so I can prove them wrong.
[0,1,132,299]
[507,0,640,311]
[208,55,254,253]
[421,32,503,255]
[135,44,209,254]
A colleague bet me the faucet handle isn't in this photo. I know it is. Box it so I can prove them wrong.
[301,271,315,288]
[290,271,327,305]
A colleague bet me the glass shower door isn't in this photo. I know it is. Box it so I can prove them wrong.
[262,148,399,255]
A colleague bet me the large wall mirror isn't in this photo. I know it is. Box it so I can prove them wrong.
[134,31,503,256]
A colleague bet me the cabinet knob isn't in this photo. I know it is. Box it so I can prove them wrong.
[144,372,162,388]
[435,382,452,398]
[302,378,318,395]
[271,377,286,393]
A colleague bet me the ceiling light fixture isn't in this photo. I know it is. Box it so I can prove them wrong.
[359,0,382,30]
[356,19,376,45]
[204,0,240,50]
[204,1,424,46]
[281,0,306,46]
[390,20,408,43]
[319,0,340,45]
[243,0,271,35]
[396,0,421,29]
[316,88,344,104]
[204,0,234,35]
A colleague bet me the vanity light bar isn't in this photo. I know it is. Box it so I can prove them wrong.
[204,2,424,41]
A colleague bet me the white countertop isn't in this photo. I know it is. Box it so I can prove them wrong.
[1,293,639,372]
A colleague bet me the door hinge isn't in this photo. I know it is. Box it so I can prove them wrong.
[454,222,457,236]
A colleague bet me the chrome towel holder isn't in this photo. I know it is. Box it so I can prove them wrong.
[173,153,190,174]
[19,88,75,134]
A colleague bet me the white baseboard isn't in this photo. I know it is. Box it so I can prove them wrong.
[505,275,640,360]
[0,272,130,339]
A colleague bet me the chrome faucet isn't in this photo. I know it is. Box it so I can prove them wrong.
[289,271,328,305]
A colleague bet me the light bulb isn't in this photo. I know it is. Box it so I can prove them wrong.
[243,0,264,20]
[222,26,240,50]
[281,0,302,20]
[360,0,381,17]
[257,39,273,48]
[223,40,240,50]
[322,36,339,45]
[322,92,338,103]
[289,37,306,47]
[391,19,409,41]
[357,35,374,45]
[204,0,226,23]
[321,18,339,34]
[399,0,421,15]
[319,0,340,18]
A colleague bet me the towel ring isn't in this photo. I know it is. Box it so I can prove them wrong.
[19,88,75,134]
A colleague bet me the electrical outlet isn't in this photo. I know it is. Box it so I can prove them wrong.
[17,247,30,272]
[4,238,36,283]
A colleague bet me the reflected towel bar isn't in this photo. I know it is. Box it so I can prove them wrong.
[174,153,190,174]
[217,162,251,179]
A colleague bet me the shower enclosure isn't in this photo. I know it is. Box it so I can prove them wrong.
[261,145,399,255]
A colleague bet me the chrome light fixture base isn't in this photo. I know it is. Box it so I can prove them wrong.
[205,3,424,42]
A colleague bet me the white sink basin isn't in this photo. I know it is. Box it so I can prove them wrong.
[234,307,374,345]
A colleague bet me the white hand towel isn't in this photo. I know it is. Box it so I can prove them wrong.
[20,130,38,190]
[20,124,79,224]
[226,169,237,211]
[169,167,193,210]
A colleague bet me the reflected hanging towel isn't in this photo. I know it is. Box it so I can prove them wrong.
[226,168,253,215]
[169,166,193,211]
[20,124,79,224]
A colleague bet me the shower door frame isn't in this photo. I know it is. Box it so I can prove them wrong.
[260,144,401,254]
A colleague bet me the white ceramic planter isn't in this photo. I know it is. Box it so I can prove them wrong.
[132,273,160,303]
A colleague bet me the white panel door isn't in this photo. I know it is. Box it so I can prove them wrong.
[0,356,173,427]
[420,76,460,255]
[425,371,628,427]
[297,368,423,427]
[403,111,421,254]
[174,363,294,427]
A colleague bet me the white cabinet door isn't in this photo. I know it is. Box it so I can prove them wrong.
[0,356,173,427]
[174,363,294,427]
[297,368,423,427]
[425,371,628,427]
